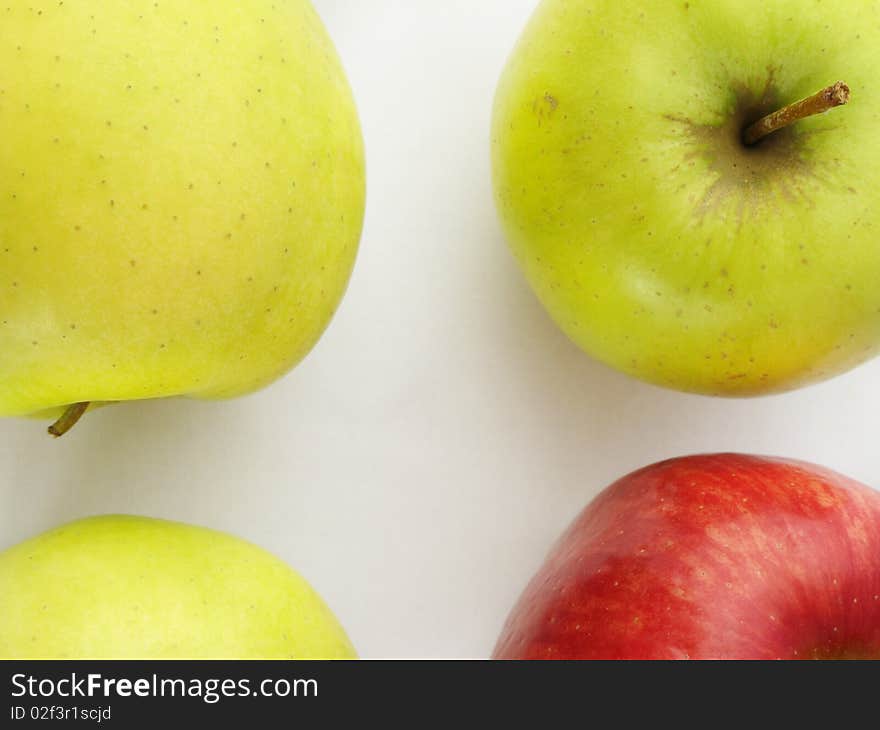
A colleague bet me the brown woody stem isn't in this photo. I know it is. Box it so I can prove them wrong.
[742,81,850,146]
[48,402,90,438]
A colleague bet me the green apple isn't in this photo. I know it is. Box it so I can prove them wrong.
[492,0,880,395]
[0,0,364,431]
[0,515,355,658]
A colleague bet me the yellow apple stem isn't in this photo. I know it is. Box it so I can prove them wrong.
[48,402,90,438]
[742,81,850,146]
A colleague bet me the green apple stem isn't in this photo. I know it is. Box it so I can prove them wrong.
[48,402,90,438]
[742,81,850,146]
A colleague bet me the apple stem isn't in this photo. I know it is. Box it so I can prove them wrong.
[742,81,850,146]
[48,402,90,438]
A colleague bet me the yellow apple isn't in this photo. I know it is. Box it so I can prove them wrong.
[0,0,365,430]
[492,0,880,395]
[0,515,356,658]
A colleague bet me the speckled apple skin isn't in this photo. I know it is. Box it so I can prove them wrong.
[0,0,365,417]
[0,515,356,659]
[495,454,880,660]
[493,0,880,395]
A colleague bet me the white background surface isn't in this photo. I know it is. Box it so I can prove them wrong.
[2,0,879,658]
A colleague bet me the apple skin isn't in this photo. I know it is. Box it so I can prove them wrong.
[0,1,364,418]
[492,0,880,395]
[0,515,355,659]
[494,454,880,660]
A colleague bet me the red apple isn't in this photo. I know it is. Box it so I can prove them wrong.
[494,454,880,660]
